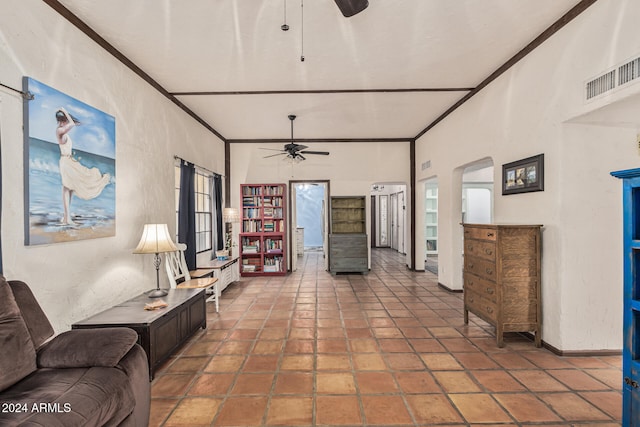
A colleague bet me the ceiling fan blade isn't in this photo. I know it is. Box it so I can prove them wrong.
[300,150,330,155]
[263,152,286,158]
[259,147,286,152]
[334,0,369,17]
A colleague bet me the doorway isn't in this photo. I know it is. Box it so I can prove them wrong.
[424,177,438,275]
[289,181,329,271]
[371,183,406,254]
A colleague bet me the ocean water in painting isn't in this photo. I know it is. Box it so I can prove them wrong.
[28,137,116,245]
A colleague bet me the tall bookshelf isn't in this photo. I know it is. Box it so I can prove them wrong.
[239,184,287,276]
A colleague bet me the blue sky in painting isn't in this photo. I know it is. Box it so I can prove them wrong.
[26,77,115,159]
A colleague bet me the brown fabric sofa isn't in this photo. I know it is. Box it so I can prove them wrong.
[0,278,150,427]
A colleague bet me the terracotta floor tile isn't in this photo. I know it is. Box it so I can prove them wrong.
[356,371,399,393]
[280,354,314,370]
[379,338,413,352]
[229,328,259,340]
[259,327,288,339]
[538,392,612,421]
[316,353,350,370]
[316,395,362,425]
[409,338,447,352]
[548,369,610,390]
[316,372,357,394]
[433,371,482,392]
[252,339,284,354]
[149,398,178,427]
[489,352,538,369]
[439,337,479,352]
[453,351,500,369]
[288,327,315,339]
[165,356,210,373]
[449,393,512,423]
[510,370,570,392]
[385,352,426,370]
[405,394,464,424]
[230,373,274,395]
[349,338,379,353]
[216,340,252,355]
[242,354,279,372]
[353,353,387,370]
[470,370,526,392]
[266,396,313,425]
[361,395,413,425]
[273,372,314,394]
[151,374,194,398]
[521,351,575,369]
[317,339,348,353]
[284,339,314,354]
[493,393,562,422]
[580,391,623,419]
[215,396,268,426]
[372,327,404,338]
[584,368,624,388]
[204,355,245,373]
[164,397,221,426]
[187,373,235,395]
[420,353,464,370]
[317,326,346,338]
[395,371,442,393]
[428,326,463,338]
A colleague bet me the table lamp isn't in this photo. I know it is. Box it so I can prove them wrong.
[223,207,240,255]
[134,224,178,297]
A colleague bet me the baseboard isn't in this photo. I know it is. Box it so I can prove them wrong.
[437,282,463,293]
[521,332,622,356]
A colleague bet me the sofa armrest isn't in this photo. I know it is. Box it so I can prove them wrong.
[37,328,138,369]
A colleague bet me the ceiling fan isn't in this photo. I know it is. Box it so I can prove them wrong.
[334,0,369,17]
[262,115,330,161]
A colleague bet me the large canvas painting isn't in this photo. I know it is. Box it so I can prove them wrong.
[23,77,115,245]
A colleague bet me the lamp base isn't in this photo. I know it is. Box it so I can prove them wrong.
[147,288,168,298]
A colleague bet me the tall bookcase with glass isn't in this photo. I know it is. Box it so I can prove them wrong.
[239,184,287,276]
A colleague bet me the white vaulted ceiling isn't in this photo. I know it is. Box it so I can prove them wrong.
[54,0,588,142]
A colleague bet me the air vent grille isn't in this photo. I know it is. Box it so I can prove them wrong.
[619,57,640,86]
[586,70,615,100]
[586,54,640,101]
[421,160,431,171]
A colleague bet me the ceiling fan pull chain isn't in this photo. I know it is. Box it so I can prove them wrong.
[300,0,305,61]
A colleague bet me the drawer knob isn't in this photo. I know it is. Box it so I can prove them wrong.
[487,232,494,237]
[469,296,474,303]
[486,288,494,294]
[469,263,474,268]
[468,245,473,251]
[486,268,493,275]
[485,249,493,255]
[486,307,493,314]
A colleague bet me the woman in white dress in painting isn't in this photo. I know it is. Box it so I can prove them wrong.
[55,108,111,225]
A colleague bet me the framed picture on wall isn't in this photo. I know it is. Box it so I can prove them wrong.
[502,154,544,195]
[23,77,116,245]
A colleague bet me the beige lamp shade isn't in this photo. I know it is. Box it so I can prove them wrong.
[223,207,240,223]
[133,224,178,254]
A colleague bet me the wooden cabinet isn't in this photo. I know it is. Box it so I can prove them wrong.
[240,184,286,276]
[329,196,368,274]
[462,223,542,347]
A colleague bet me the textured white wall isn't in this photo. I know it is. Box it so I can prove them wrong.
[416,0,640,351]
[0,0,225,332]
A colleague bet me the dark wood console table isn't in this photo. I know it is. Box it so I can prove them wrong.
[72,288,206,379]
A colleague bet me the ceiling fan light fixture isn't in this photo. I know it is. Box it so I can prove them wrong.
[334,0,369,17]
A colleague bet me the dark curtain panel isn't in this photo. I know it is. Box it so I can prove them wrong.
[211,174,226,252]
[178,161,196,270]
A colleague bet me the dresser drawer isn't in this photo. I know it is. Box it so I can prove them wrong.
[464,256,496,281]
[464,239,496,262]
[464,273,498,303]
[465,291,498,322]
[463,226,497,242]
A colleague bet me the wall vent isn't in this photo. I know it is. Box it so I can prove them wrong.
[586,70,615,100]
[421,160,431,171]
[586,54,640,101]
[619,57,640,86]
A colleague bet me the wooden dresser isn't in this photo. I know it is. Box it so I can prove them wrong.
[462,223,542,347]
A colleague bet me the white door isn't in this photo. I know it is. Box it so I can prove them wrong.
[391,193,398,250]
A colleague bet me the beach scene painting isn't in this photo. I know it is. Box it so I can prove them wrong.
[24,77,115,245]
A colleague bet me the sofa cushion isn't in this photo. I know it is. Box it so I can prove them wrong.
[0,366,135,427]
[38,328,138,368]
[0,276,37,391]
[8,280,54,349]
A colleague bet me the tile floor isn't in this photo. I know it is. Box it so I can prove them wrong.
[149,249,622,426]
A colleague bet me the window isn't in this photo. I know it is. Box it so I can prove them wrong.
[174,164,213,253]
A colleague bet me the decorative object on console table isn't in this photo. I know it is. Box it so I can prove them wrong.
[239,184,287,276]
[329,196,368,274]
[134,223,178,298]
[462,223,542,347]
[502,153,544,195]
